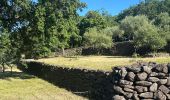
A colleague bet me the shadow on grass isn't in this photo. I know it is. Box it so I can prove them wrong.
[0,71,35,80]
[18,62,114,100]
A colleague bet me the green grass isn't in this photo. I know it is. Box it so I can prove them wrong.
[37,56,170,71]
[0,69,87,100]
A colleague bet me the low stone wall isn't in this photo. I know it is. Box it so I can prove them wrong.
[112,62,170,100]
[18,61,113,100]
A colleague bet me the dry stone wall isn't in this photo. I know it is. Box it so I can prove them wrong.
[112,62,170,100]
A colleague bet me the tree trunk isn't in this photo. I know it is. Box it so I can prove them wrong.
[10,66,12,75]
[62,48,65,56]
[2,63,5,73]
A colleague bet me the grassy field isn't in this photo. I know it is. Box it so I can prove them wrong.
[0,69,87,100]
[37,56,170,71]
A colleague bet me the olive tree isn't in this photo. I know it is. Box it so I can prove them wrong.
[83,28,113,52]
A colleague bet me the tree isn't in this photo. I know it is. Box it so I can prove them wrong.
[0,28,16,73]
[83,28,113,50]
[154,12,170,41]
[102,26,124,42]
[79,10,107,37]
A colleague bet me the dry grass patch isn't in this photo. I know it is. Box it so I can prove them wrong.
[0,69,87,100]
[37,56,170,71]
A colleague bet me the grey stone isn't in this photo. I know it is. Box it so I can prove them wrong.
[136,81,152,86]
[135,86,148,93]
[127,67,141,73]
[113,86,125,94]
[154,91,166,100]
[137,72,148,81]
[132,93,139,100]
[124,88,134,93]
[142,66,152,74]
[153,64,168,74]
[124,92,133,99]
[126,72,135,81]
[165,93,170,100]
[159,85,170,94]
[168,63,170,73]
[148,77,159,82]
[120,80,133,85]
[113,95,126,100]
[139,92,153,99]
[149,83,158,92]
[150,72,166,78]
[158,79,167,85]
[166,77,170,86]
[121,85,134,89]
[121,67,128,79]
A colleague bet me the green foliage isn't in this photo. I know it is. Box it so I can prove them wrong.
[117,0,170,21]
[83,28,113,49]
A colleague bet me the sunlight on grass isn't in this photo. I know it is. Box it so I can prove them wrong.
[37,56,170,71]
[0,70,87,100]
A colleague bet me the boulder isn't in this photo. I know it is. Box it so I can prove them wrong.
[157,79,167,85]
[126,72,135,81]
[152,64,168,74]
[142,66,152,74]
[121,85,134,89]
[132,93,140,100]
[119,80,133,85]
[121,67,128,79]
[124,88,134,93]
[139,92,153,99]
[124,92,133,99]
[113,86,125,94]
[159,85,170,94]
[148,77,159,82]
[136,81,152,86]
[127,67,141,73]
[166,77,170,86]
[150,72,166,78]
[135,86,148,93]
[137,72,148,81]
[149,83,158,92]
[113,95,126,100]
[154,91,166,100]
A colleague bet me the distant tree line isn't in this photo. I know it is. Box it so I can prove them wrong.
[0,0,170,63]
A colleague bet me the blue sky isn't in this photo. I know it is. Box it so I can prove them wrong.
[79,0,140,16]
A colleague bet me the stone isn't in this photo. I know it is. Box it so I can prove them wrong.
[139,92,153,99]
[153,64,168,74]
[135,86,148,93]
[149,83,158,92]
[119,80,133,85]
[132,93,139,100]
[158,79,167,85]
[127,67,141,73]
[124,92,133,99]
[113,95,126,100]
[121,85,134,89]
[126,72,135,81]
[168,63,170,73]
[159,85,170,94]
[137,72,148,81]
[166,77,170,86]
[142,66,152,74]
[113,86,125,94]
[148,77,159,82]
[154,91,166,100]
[121,67,128,79]
[150,72,166,78]
[136,81,152,86]
[165,94,170,100]
[124,88,134,93]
